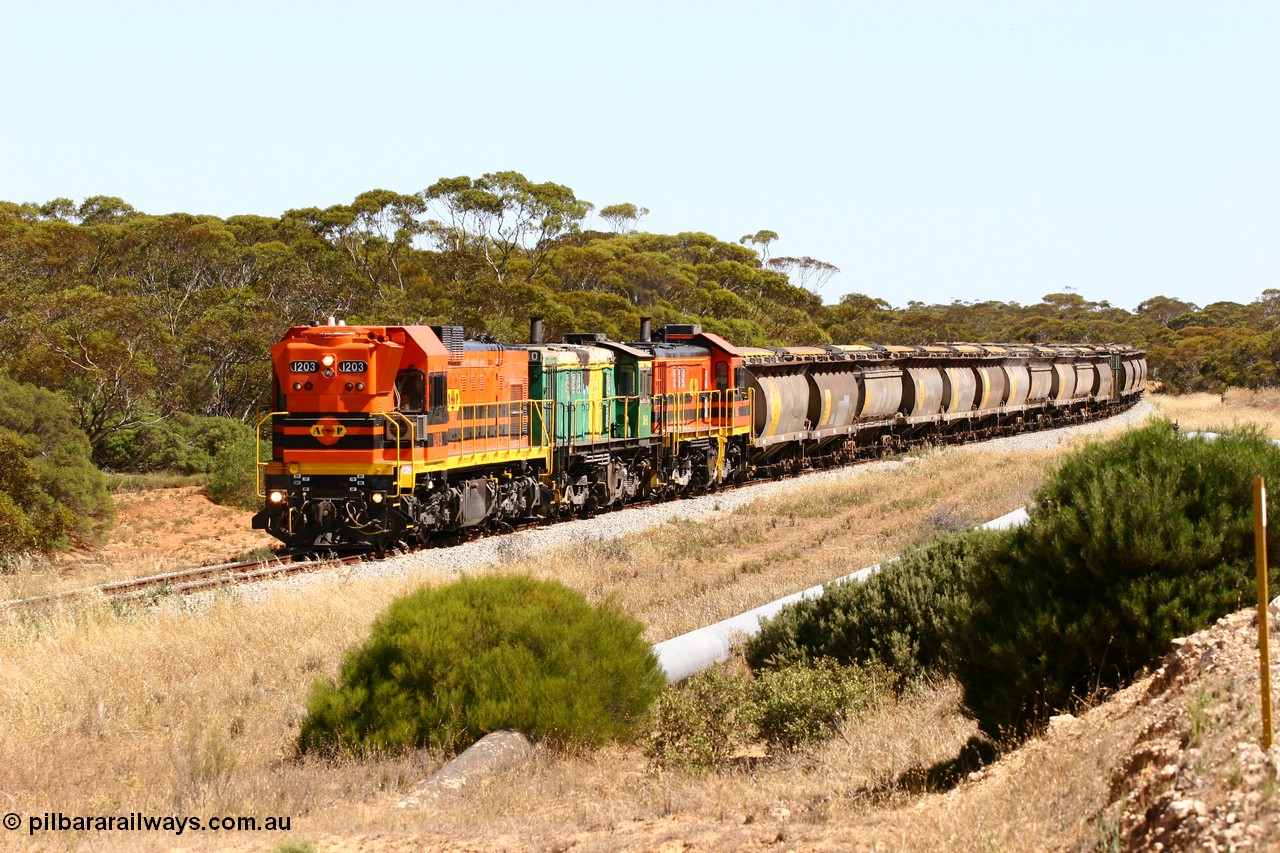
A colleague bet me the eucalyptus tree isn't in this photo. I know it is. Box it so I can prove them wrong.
[738,229,779,264]
[284,190,425,291]
[421,172,594,283]
[599,202,649,234]
[5,286,171,450]
[767,255,840,295]
[1135,295,1199,327]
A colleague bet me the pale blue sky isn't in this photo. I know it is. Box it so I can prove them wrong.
[3,1,1276,311]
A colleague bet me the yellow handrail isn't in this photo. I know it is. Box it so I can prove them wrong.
[660,389,740,454]
[440,398,556,472]
[373,411,415,495]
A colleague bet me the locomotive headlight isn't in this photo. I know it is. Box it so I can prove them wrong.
[268,490,286,504]
[292,382,302,391]
[321,354,335,367]
[323,368,335,378]
[355,382,365,391]
[371,491,385,504]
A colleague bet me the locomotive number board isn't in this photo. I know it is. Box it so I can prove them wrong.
[288,360,368,373]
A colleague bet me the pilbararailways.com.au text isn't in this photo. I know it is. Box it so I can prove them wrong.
[8,811,293,836]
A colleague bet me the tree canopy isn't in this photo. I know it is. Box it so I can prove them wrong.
[0,174,1272,479]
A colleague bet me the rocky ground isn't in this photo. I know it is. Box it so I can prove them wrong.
[1087,605,1280,852]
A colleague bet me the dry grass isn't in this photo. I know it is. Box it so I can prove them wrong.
[513,443,1074,643]
[1152,388,1280,438]
[0,586,440,851]
[370,678,979,850]
[5,393,1280,851]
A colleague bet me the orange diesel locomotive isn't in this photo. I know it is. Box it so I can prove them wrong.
[254,318,1144,550]
[255,320,549,548]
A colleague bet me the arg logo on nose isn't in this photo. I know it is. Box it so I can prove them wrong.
[310,417,347,445]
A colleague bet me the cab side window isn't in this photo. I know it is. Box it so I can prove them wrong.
[396,370,426,413]
[715,361,729,391]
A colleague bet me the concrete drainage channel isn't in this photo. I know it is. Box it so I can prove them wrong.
[398,505,1033,804]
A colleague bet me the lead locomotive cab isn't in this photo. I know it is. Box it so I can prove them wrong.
[253,320,549,550]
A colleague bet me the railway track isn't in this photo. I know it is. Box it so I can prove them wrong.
[1,553,365,613]
[1,400,1143,616]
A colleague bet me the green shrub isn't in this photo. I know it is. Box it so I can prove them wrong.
[205,430,260,510]
[644,659,888,769]
[0,431,75,555]
[644,666,751,770]
[0,375,112,552]
[748,657,886,749]
[744,421,1280,745]
[954,421,1280,739]
[298,575,664,755]
[745,530,994,685]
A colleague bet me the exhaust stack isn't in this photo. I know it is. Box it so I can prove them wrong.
[639,317,652,342]
[530,317,544,344]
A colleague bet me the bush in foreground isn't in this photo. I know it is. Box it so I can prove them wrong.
[645,665,749,770]
[954,420,1280,739]
[748,657,886,749]
[298,575,665,755]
